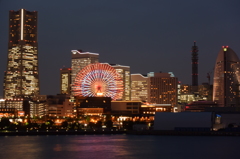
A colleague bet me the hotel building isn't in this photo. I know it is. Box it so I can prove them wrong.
[147,72,178,107]
[213,46,240,107]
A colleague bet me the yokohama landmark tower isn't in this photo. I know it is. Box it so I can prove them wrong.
[3,9,40,99]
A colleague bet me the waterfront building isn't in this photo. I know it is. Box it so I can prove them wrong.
[60,67,72,94]
[147,72,178,107]
[0,98,29,116]
[71,50,99,92]
[185,101,217,112]
[4,9,40,99]
[29,95,47,117]
[46,94,73,117]
[29,94,73,117]
[74,97,111,116]
[131,74,148,102]
[111,64,131,100]
[213,46,240,107]
[141,103,174,116]
[0,108,18,117]
[111,101,141,115]
[154,112,212,131]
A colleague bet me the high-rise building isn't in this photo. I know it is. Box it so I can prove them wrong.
[60,67,72,94]
[111,64,131,100]
[213,46,240,107]
[4,9,39,99]
[191,41,198,92]
[147,72,178,107]
[131,74,148,101]
[71,50,99,90]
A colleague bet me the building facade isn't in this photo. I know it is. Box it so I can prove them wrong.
[71,50,99,91]
[4,9,40,99]
[198,83,213,101]
[29,95,47,117]
[141,103,173,116]
[60,67,72,94]
[131,74,148,101]
[213,46,240,107]
[111,64,131,100]
[46,94,73,117]
[147,72,178,107]
[185,101,218,112]
[111,101,141,115]
[74,97,111,116]
[0,98,31,117]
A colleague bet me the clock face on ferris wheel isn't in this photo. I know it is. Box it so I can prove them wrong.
[72,63,123,100]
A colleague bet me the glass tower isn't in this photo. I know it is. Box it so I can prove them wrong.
[4,9,40,99]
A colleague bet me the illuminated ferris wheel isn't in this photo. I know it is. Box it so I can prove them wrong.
[72,63,123,100]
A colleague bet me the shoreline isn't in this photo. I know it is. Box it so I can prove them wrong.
[0,130,240,136]
[0,130,126,136]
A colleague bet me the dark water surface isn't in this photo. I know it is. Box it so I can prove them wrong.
[0,134,239,159]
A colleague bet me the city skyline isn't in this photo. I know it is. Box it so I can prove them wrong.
[0,1,240,96]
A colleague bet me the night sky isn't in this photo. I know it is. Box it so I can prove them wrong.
[0,0,240,96]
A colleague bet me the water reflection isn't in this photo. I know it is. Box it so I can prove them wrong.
[0,135,240,159]
[53,144,62,152]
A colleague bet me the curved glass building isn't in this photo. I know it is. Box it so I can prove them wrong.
[213,46,240,107]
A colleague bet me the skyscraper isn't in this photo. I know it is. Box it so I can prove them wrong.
[71,50,99,91]
[4,9,39,99]
[213,46,240,107]
[191,41,198,92]
[111,64,131,101]
[60,67,72,94]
